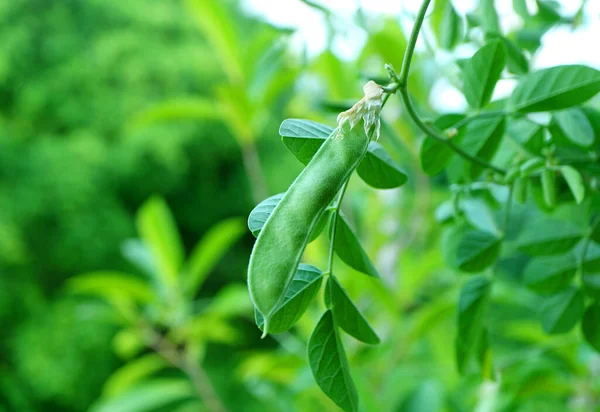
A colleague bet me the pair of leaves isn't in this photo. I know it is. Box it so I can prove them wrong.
[517,218,582,256]
[279,119,407,189]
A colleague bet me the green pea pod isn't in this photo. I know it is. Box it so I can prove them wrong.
[513,177,528,204]
[248,120,371,335]
[541,169,556,207]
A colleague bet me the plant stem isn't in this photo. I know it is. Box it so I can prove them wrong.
[385,0,506,175]
[327,179,350,274]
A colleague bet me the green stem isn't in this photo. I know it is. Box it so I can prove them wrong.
[327,179,350,274]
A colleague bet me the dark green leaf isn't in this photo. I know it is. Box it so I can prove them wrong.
[554,109,595,147]
[523,253,578,295]
[583,272,600,299]
[501,37,529,74]
[420,114,465,175]
[356,142,408,189]
[333,214,379,278]
[508,65,600,113]
[324,276,379,344]
[255,264,323,333]
[456,276,491,374]
[432,0,463,50]
[456,230,502,273]
[560,166,585,204]
[462,40,506,109]
[458,116,506,179]
[308,310,359,412]
[582,304,600,353]
[480,0,501,35]
[540,287,584,334]
[517,218,582,256]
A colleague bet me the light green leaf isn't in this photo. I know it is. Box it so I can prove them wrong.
[90,378,194,412]
[324,276,380,344]
[501,37,529,75]
[102,354,167,398]
[507,118,544,154]
[397,380,444,412]
[136,197,184,288]
[420,114,465,176]
[560,166,585,204]
[334,214,379,278]
[356,141,408,189]
[582,304,600,353]
[512,0,530,19]
[202,283,253,318]
[554,109,595,147]
[480,0,501,35]
[432,0,463,50]
[456,230,502,273]
[184,217,246,295]
[128,98,221,130]
[67,272,153,303]
[523,253,578,295]
[517,218,582,256]
[540,287,584,334]
[255,264,323,333]
[456,276,491,374]
[462,40,506,109]
[508,65,600,113]
[308,310,359,412]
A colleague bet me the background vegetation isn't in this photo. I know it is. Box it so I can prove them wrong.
[1,0,599,411]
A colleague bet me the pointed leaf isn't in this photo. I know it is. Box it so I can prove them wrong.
[517,218,582,256]
[462,40,506,109]
[333,214,379,278]
[356,141,408,189]
[480,0,501,35]
[554,109,595,147]
[324,276,380,344]
[456,230,502,273]
[508,65,600,113]
[432,0,463,50]
[458,116,505,179]
[523,253,578,295]
[540,287,584,334]
[560,166,585,204]
[103,354,167,397]
[501,37,528,75]
[308,310,359,412]
[255,264,323,333]
[582,304,600,353]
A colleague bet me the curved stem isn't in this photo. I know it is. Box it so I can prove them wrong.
[327,179,350,274]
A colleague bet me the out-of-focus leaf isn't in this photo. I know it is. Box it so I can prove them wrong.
[356,141,408,189]
[517,219,582,256]
[255,264,323,333]
[461,198,501,235]
[128,98,221,130]
[508,65,600,113]
[334,213,380,278]
[457,116,505,179]
[308,310,358,412]
[67,272,153,303]
[324,276,380,344]
[136,197,184,289]
[396,380,444,412]
[523,253,578,295]
[203,283,253,318]
[431,0,463,50]
[462,40,505,109]
[480,0,501,35]
[560,166,585,204]
[554,109,595,147]
[582,304,600,353]
[102,354,167,398]
[456,230,502,273]
[507,118,544,154]
[540,287,584,334]
[420,114,465,175]
[501,36,529,74]
[184,217,246,296]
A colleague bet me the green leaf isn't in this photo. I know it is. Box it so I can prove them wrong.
[136,197,184,288]
[554,109,595,147]
[456,230,502,273]
[324,276,380,344]
[540,287,584,334]
[102,354,167,397]
[432,0,463,50]
[396,380,444,412]
[517,218,582,256]
[501,37,529,75]
[458,116,506,178]
[523,253,578,295]
[67,272,154,303]
[462,40,506,109]
[128,98,222,130]
[583,272,600,300]
[308,310,359,412]
[90,378,194,412]
[582,304,600,353]
[560,166,585,204]
[507,118,544,154]
[333,214,380,278]
[456,276,491,374]
[184,217,245,296]
[255,264,323,333]
[508,65,600,113]
[512,0,530,19]
[480,0,501,35]
[356,141,408,189]
[420,114,465,175]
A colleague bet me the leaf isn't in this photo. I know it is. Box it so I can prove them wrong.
[67,272,154,303]
[508,65,600,113]
[432,0,463,50]
[184,217,245,295]
[280,118,406,189]
[255,264,323,333]
[462,40,506,109]
[396,380,444,412]
[90,378,194,412]
[356,141,408,189]
[333,214,379,278]
[507,118,544,154]
[128,98,222,130]
[582,304,600,353]
[459,116,506,179]
[456,230,502,273]
[540,287,584,334]
[523,253,578,295]
[501,37,529,75]
[420,114,465,176]
[324,276,380,344]
[480,0,501,35]
[554,109,595,147]
[136,197,184,288]
[517,218,582,256]
[560,166,585,204]
[102,354,167,397]
[456,276,491,374]
[308,310,359,412]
